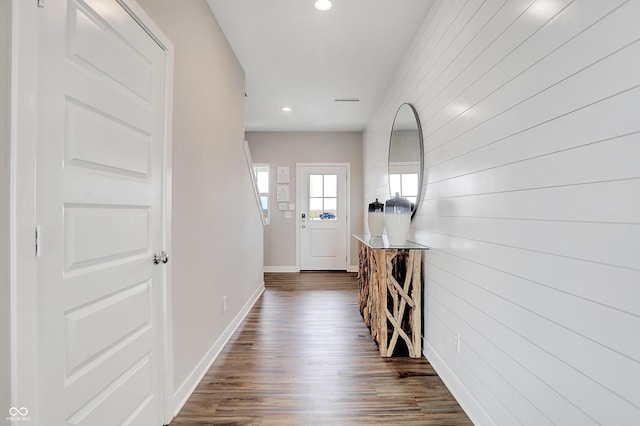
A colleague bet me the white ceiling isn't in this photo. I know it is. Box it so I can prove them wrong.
[206,0,434,132]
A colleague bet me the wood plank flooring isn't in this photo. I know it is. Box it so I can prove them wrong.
[170,272,472,425]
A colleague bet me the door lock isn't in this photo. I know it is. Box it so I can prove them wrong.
[153,251,169,265]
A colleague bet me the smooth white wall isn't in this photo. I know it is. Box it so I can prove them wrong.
[1,0,12,416]
[135,0,264,416]
[246,131,363,271]
[364,1,640,424]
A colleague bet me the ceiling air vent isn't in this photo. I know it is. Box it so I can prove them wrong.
[334,98,360,102]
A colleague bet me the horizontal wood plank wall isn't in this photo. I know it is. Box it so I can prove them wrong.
[363,0,640,424]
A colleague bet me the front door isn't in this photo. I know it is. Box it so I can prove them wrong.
[298,164,348,270]
[35,0,168,424]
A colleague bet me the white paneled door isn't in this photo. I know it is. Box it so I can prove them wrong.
[36,0,168,424]
[298,165,348,270]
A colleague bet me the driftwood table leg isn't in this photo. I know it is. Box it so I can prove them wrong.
[411,251,422,356]
[375,249,387,356]
[357,242,370,325]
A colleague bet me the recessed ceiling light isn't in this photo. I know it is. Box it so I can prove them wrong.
[314,0,332,11]
[281,106,292,112]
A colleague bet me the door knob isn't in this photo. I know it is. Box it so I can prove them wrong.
[153,251,169,264]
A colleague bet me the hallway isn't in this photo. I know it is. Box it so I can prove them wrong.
[170,272,471,425]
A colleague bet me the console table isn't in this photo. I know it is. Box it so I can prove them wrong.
[353,234,429,358]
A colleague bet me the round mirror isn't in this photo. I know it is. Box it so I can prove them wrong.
[388,103,424,219]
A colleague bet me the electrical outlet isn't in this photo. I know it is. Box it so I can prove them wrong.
[223,296,227,312]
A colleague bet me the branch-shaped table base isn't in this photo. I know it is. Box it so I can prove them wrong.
[357,239,424,358]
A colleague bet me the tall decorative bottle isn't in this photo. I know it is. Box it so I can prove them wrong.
[367,198,385,237]
[384,193,412,245]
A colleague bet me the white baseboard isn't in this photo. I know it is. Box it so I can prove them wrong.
[170,282,265,418]
[264,266,359,273]
[424,341,494,426]
[263,266,299,272]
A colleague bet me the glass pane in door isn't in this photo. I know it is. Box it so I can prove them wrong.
[309,174,338,220]
[324,174,337,197]
[309,174,324,197]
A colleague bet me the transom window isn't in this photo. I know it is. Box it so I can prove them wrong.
[309,174,337,220]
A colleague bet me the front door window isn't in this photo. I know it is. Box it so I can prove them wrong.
[309,174,337,220]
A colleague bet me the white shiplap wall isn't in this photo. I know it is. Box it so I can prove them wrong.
[363,0,640,424]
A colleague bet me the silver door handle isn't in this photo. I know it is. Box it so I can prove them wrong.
[302,225,306,228]
[153,251,169,264]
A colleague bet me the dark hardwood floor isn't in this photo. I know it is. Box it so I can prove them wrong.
[170,272,472,425]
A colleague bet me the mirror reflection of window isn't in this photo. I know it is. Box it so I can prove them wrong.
[309,174,338,220]
[389,172,418,204]
[253,164,270,224]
